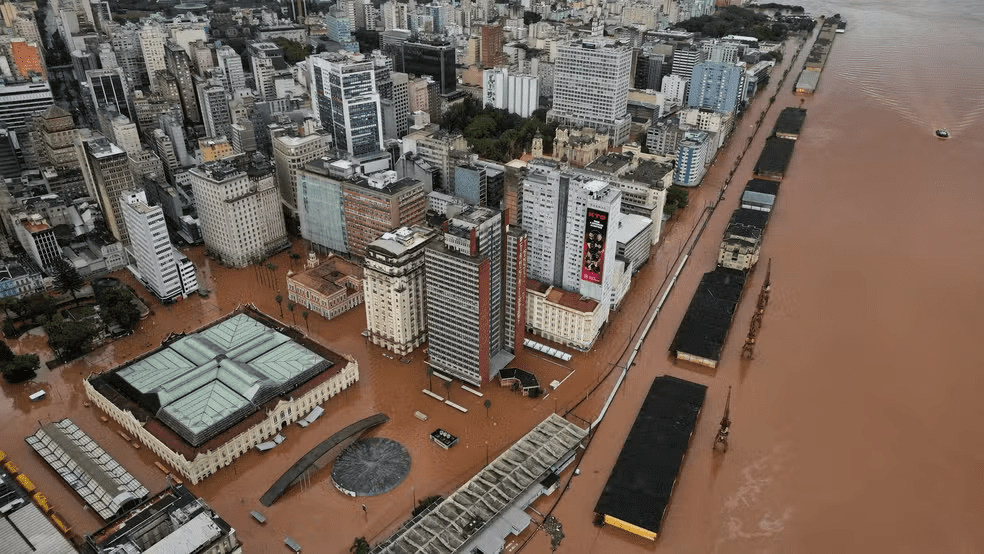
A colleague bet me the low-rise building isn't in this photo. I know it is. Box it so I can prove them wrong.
[0,258,45,298]
[85,310,360,484]
[526,279,604,351]
[287,255,364,320]
[614,214,654,274]
[80,484,243,554]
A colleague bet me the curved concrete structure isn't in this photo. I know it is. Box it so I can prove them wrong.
[259,413,389,506]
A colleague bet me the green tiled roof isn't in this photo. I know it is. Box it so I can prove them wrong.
[117,314,332,446]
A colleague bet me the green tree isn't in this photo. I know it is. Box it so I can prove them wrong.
[2,319,16,338]
[51,257,85,302]
[484,398,491,418]
[426,367,434,392]
[287,302,296,325]
[1,353,39,383]
[20,293,58,323]
[275,294,284,317]
[0,340,14,362]
[350,537,370,554]
[302,310,309,333]
[97,288,141,331]
[45,318,97,359]
[664,185,690,217]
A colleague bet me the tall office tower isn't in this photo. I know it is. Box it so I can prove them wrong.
[452,159,504,208]
[152,128,179,172]
[309,52,383,157]
[229,121,256,153]
[391,72,409,138]
[520,160,622,313]
[661,74,689,106]
[10,39,46,79]
[671,44,706,78]
[297,157,351,254]
[673,130,710,186]
[0,76,50,132]
[196,76,232,138]
[0,128,21,179]
[482,67,539,118]
[215,44,247,92]
[121,190,198,300]
[188,40,214,75]
[271,131,329,215]
[188,157,288,267]
[110,23,148,88]
[393,40,457,95]
[342,170,426,258]
[503,227,528,354]
[96,42,119,70]
[480,24,504,67]
[687,60,744,114]
[363,2,379,30]
[139,23,167,93]
[78,135,136,245]
[502,163,523,226]
[363,225,437,356]
[548,38,633,145]
[248,42,285,102]
[407,77,429,114]
[425,207,521,386]
[164,42,201,124]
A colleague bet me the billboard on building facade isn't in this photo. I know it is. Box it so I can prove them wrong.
[581,208,608,284]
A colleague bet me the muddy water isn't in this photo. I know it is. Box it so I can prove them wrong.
[540,1,984,553]
[3,3,983,553]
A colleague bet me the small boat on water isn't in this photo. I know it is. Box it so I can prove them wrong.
[935,128,950,139]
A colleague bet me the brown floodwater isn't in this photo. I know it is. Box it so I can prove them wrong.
[3,2,983,552]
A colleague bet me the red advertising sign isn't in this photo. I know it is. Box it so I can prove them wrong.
[581,209,608,284]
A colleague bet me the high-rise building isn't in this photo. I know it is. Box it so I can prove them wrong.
[687,60,744,114]
[10,38,46,79]
[33,105,78,171]
[393,40,457,95]
[424,207,522,386]
[671,44,706,78]
[110,23,148,88]
[79,135,135,245]
[327,9,359,52]
[0,78,54,131]
[483,67,539,118]
[215,44,247,92]
[480,24,504,67]
[248,42,285,102]
[84,69,132,122]
[342,170,426,257]
[271,131,330,215]
[503,227,528,355]
[13,214,61,272]
[165,42,201,124]
[391,72,410,138]
[188,157,288,267]
[297,157,352,254]
[363,225,437,356]
[661,73,690,106]
[548,39,633,145]
[121,190,198,301]
[139,23,167,93]
[309,52,383,157]
[520,160,623,316]
[673,130,711,186]
[196,76,233,138]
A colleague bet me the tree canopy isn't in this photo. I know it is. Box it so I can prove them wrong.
[1,349,40,383]
[442,97,555,162]
[272,38,313,64]
[97,288,141,332]
[677,6,814,41]
[52,257,85,301]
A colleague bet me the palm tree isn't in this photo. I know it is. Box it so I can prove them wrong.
[266,263,278,289]
[426,367,434,392]
[302,310,309,332]
[275,294,284,317]
[484,399,491,418]
[287,302,296,325]
[443,379,451,401]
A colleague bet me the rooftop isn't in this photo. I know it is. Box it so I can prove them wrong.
[0,472,77,554]
[527,279,600,313]
[753,136,796,179]
[773,107,807,136]
[289,256,364,299]
[89,311,340,448]
[367,226,437,258]
[614,214,654,244]
[670,268,747,364]
[594,376,707,538]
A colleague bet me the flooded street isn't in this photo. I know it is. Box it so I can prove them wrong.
[3,1,983,552]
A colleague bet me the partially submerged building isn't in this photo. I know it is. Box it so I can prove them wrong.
[670,268,748,368]
[594,375,706,540]
[717,208,772,271]
[374,414,587,553]
[85,309,360,483]
[80,484,242,554]
[287,254,364,320]
[773,107,807,140]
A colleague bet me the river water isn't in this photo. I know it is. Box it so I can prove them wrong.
[540,1,984,553]
[2,2,982,553]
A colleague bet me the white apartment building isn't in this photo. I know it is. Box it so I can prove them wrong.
[483,67,539,118]
[215,44,247,92]
[363,226,437,356]
[661,74,689,106]
[121,190,198,301]
[188,159,288,267]
[548,38,632,145]
[308,52,383,157]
